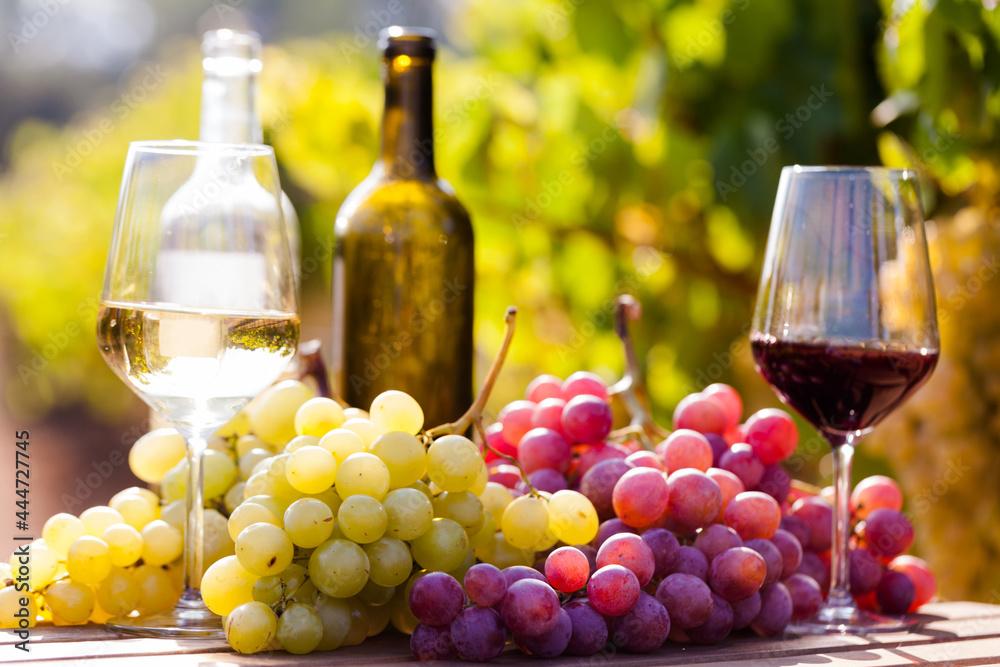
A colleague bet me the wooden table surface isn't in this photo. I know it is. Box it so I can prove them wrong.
[3,602,999,666]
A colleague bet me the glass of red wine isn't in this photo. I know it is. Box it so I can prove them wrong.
[751,166,939,634]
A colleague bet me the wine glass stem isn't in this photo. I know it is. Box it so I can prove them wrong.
[181,430,210,601]
[828,437,856,609]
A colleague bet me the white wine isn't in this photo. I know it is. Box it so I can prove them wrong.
[98,302,298,428]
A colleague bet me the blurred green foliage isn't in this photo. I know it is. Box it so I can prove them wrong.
[0,0,998,599]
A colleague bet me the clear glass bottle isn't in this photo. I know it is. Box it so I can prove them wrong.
[332,27,474,427]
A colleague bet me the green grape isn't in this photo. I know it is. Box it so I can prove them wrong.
[44,580,94,624]
[318,428,366,463]
[383,487,434,540]
[248,379,315,446]
[301,488,342,515]
[369,432,426,488]
[159,499,185,532]
[309,539,369,598]
[342,597,370,646]
[207,435,231,453]
[341,418,379,447]
[475,532,534,569]
[531,525,559,552]
[42,513,86,557]
[111,486,160,508]
[314,594,353,651]
[426,435,481,492]
[235,523,293,576]
[201,555,257,616]
[363,537,412,587]
[389,571,424,635]
[235,433,270,457]
[501,495,549,549]
[344,407,370,420]
[409,518,469,572]
[480,482,513,520]
[66,536,112,584]
[337,495,388,544]
[128,428,186,484]
[369,390,424,435]
[166,451,240,502]
[80,506,124,537]
[109,494,157,531]
[547,489,599,545]
[286,445,338,494]
[216,409,251,438]
[446,548,476,583]
[243,470,275,498]
[468,509,497,549]
[284,434,320,454]
[140,520,183,566]
[0,585,36,629]
[357,579,396,606]
[252,563,305,605]
[335,453,390,500]
[295,397,347,437]
[227,502,280,541]
[469,461,489,495]
[432,491,485,534]
[224,483,246,514]
[7,539,56,591]
[265,454,301,501]
[284,498,335,548]
[103,523,143,567]
[366,599,391,636]
[133,563,177,615]
[96,566,140,617]
[204,509,235,563]
[239,448,273,481]
[277,602,324,654]
[409,480,435,500]
[161,461,187,503]
[224,601,277,655]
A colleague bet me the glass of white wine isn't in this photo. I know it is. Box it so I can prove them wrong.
[97,141,299,637]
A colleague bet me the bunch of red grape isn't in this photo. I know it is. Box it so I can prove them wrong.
[410,375,938,660]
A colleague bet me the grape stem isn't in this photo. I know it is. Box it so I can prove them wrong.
[608,295,670,449]
[473,417,539,498]
[425,307,519,439]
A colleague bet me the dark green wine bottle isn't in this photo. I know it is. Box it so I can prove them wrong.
[332,27,474,428]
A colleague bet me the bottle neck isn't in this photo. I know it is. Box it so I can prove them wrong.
[380,55,435,179]
[199,56,262,144]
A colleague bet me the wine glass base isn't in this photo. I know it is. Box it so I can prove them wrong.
[787,604,919,635]
[106,594,224,638]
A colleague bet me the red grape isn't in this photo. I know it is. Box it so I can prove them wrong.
[876,570,915,615]
[560,395,613,444]
[545,547,590,593]
[789,496,833,551]
[525,374,564,403]
[464,563,507,607]
[673,393,728,434]
[724,491,781,540]
[517,428,572,475]
[502,565,547,588]
[498,400,537,446]
[719,443,765,489]
[659,429,713,473]
[704,433,729,467]
[450,606,507,661]
[519,468,567,495]
[616,592,670,653]
[779,515,811,548]
[592,518,637,549]
[596,533,655,587]
[849,548,882,595]
[656,572,714,628]
[488,464,522,489]
[889,555,936,611]
[784,572,823,620]
[744,408,798,464]
[751,582,792,637]
[862,508,913,559]
[580,458,633,521]
[530,397,568,438]
[500,579,560,637]
[769,528,803,579]
[851,475,903,519]
[409,572,464,626]
[484,422,517,463]
[693,524,742,563]
[671,545,709,581]
[641,527,680,579]
[723,423,747,446]
[575,442,629,477]
[703,383,743,428]
[731,591,761,629]
[518,607,572,658]
[586,564,640,617]
[744,537,783,586]
[561,371,609,400]
[706,467,745,522]
[757,464,792,503]
[709,546,766,601]
[625,450,664,471]
[411,623,457,661]
[667,469,723,533]
[564,599,608,657]
[612,467,669,528]
[688,592,733,644]
[796,551,830,592]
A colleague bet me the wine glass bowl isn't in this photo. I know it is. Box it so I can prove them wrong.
[751,166,938,634]
[97,141,298,636]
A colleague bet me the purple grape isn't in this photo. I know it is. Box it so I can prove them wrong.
[580,459,633,521]
[671,545,709,581]
[744,537,783,586]
[751,582,792,637]
[465,563,506,607]
[518,468,568,495]
[789,497,833,552]
[586,565,640,617]
[876,570,915,615]
[770,528,803,578]
[502,565,547,589]
[719,443,765,489]
[520,607,572,658]
[704,433,729,467]
[518,428,572,475]
[849,548,883,595]
[694,524,743,562]
[784,573,823,620]
[564,599,609,656]
[500,579,560,637]
[863,509,914,559]
[779,515,811,548]
[708,547,766,602]
[731,591,761,629]
[688,592,734,644]
[561,394,614,444]
[668,625,691,643]
[641,527,680,578]
[596,533,655,587]
[578,544,598,576]
[666,469,723,533]
[655,573,714,629]
[756,464,792,502]
[450,606,507,661]
[592,518,638,549]
[408,572,464,626]
[796,551,830,592]
[615,592,670,653]
[411,623,457,661]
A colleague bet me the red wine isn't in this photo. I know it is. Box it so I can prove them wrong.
[750,334,938,439]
